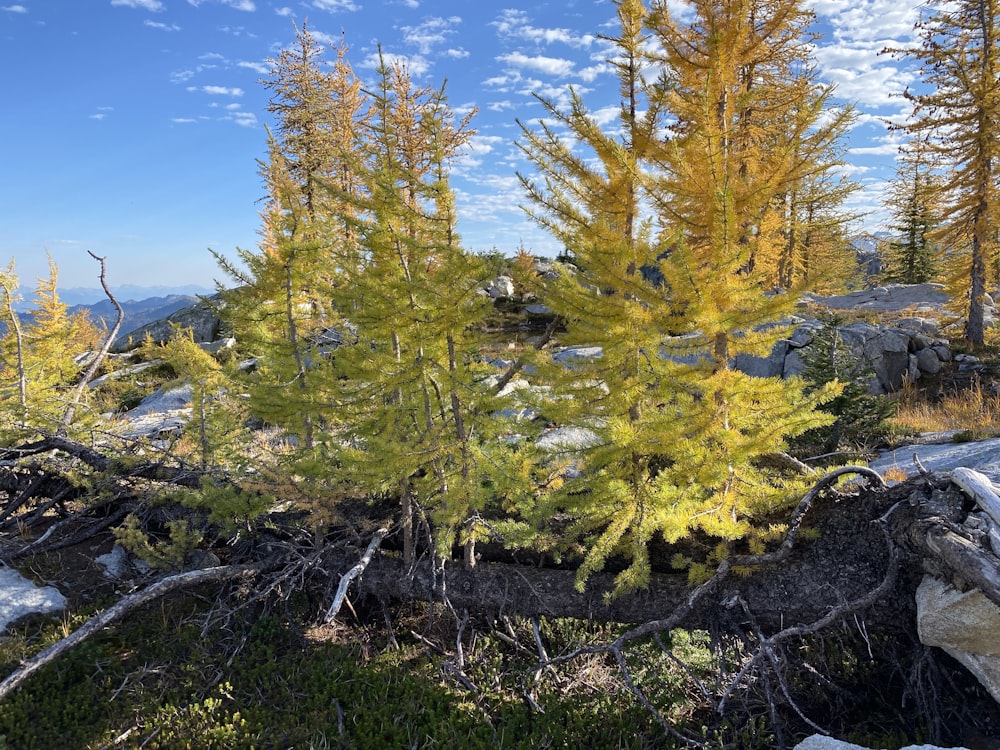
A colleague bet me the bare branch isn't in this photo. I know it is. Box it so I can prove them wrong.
[61,251,125,431]
[324,527,388,622]
[0,564,259,702]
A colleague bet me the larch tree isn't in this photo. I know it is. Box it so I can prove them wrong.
[888,0,1000,345]
[316,54,508,567]
[215,23,368,451]
[516,0,842,594]
[0,259,99,440]
[881,138,941,285]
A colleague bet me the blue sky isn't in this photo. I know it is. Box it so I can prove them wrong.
[0,0,920,297]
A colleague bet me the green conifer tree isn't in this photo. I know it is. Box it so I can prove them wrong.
[317,55,509,566]
[215,24,368,451]
[887,0,1000,345]
[0,259,98,440]
[882,139,941,284]
[517,0,841,593]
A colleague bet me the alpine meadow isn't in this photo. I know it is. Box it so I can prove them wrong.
[3,1,1000,748]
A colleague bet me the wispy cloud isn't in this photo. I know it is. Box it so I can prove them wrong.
[1,5,28,13]
[228,111,258,127]
[144,19,180,31]
[237,59,269,74]
[111,0,164,10]
[188,0,256,10]
[189,84,245,96]
[491,9,595,49]
[275,6,294,16]
[400,15,461,55]
[310,0,359,11]
[496,51,574,77]
[361,51,430,77]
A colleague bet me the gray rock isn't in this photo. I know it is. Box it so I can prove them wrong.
[869,437,1000,484]
[804,283,949,312]
[524,303,553,316]
[794,737,967,750]
[536,426,601,452]
[783,349,807,378]
[932,344,953,362]
[552,345,603,364]
[916,347,943,375]
[733,339,789,378]
[95,545,129,579]
[896,317,941,337]
[485,275,515,299]
[838,322,911,393]
[0,565,66,631]
[112,383,192,439]
[200,337,236,355]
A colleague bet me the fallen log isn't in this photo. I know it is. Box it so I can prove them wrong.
[0,563,261,702]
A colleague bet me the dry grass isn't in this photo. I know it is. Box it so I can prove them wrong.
[891,376,1000,439]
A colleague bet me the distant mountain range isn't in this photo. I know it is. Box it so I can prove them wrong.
[70,294,211,338]
[11,284,217,311]
[10,287,218,342]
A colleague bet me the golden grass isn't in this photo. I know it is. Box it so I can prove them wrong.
[891,377,1000,439]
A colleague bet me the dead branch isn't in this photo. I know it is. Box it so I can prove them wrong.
[0,564,260,702]
[324,527,388,622]
[61,251,125,430]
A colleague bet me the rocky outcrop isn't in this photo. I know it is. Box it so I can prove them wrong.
[870,437,1000,484]
[112,296,224,352]
[736,317,952,394]
[801,282,951,313]
[109,383,193,439]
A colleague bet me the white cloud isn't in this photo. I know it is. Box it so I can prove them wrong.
[361,51,430,77]
[491,9,595,49]
[188,0,256,8]
[197,85,245,96]
[849,143,902,156]
[401,0,418,7]
[237,60,269,74]
[144,19,180,31]
[496,51,574,78]
[1,5,28,13]
[220,25,257,36]
[310,0,359,11]
[171,117,198,124]
[577,63,610,83]
[275,6,293,16]
[111,0,164,10]
[228,111,258,127]
[445,48,469,59]
[400,16,461,55]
